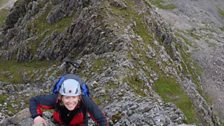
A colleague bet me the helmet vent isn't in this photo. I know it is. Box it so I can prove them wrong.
[75,88,78,94]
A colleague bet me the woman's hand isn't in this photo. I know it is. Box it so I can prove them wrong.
[33,116,47,126]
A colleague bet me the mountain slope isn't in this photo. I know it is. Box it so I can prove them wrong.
[153,0,224,122]
[0,0,222,125]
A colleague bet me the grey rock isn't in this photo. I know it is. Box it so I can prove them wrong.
[0,0,223,125]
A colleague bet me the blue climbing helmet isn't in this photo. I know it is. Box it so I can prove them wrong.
[59,79,81,96]
[53,74,90,97]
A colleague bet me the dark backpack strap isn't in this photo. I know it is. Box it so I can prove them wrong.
[81,83,90,96]
[52,76,65,94]
[81,96,89,125]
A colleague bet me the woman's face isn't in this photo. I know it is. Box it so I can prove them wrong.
[61,96,80,111]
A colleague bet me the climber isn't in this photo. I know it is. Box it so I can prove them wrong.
[29,74,108,126]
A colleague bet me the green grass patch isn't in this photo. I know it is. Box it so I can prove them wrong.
[179,47,211,105]
[179,47,203,92]
[127,1,153,43]
[175,32,193,47]
[133,15,153,44]
[7,104,17,116]
[153,76,198,123]
[0,8,8,27]
[0,60,58,83]
[0,95,7,103]
[148,0,176,10]
[78,57,110,78]
[109,1,133,28]
[32,12,74,34]
[0,0,7,5]
[174,33,204,95]
[185,30,200,40]
[123,74,148,97]
[130,40,167,76]
[220,26,224,31]
[105,82,119,90]
[91,58,108,72]
[92,96,102,105]
[218,8,224,17]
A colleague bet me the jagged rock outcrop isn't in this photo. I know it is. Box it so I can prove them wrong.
[3,0,32,30]
[0,0,223,126]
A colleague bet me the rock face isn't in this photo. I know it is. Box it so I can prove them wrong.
[0,0,223,125]
[155,0,224,122]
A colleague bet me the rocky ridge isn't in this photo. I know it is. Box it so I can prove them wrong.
[154,0,224,121]
[0,0,222,125]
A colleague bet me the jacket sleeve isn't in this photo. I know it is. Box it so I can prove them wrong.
[29,94,58,119]
[82,96,108,126]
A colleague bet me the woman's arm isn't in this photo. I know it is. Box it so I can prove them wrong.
[29,94,58,119]
[82,96,108,126]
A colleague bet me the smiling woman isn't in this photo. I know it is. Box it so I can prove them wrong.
[29,74,108,126]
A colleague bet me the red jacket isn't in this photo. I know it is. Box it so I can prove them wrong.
[29,94,108,126]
